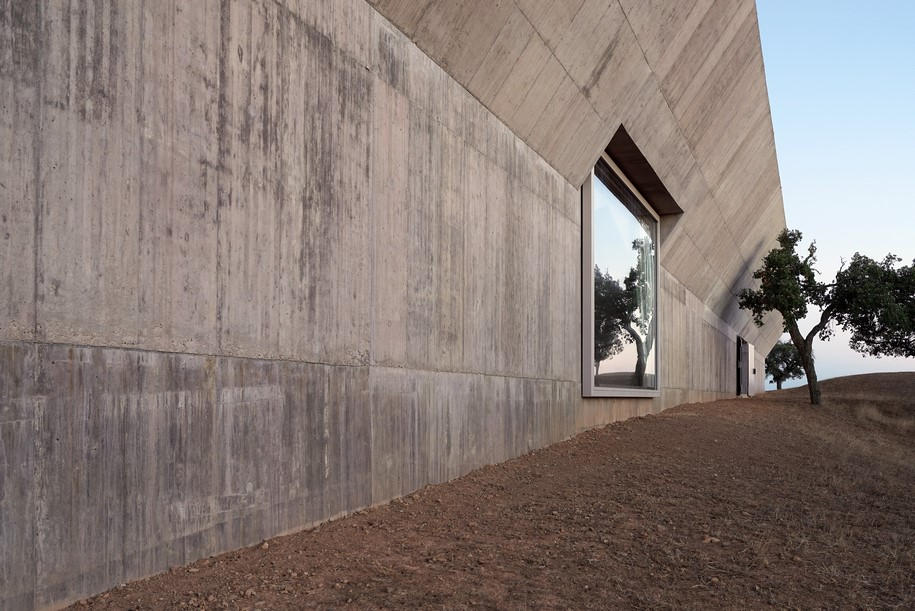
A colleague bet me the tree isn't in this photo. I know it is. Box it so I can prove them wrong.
[624,238,657,386]
[765,340,803,389]
[739,229,833,405]
[832,254,915,358]
[739,228,914,405]
[592,239,656,385]
[593,265,626,377]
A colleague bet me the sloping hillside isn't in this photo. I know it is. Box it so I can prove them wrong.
[765,372,915,435]
[73,374,915,609]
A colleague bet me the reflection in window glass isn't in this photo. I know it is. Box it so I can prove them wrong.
[591,161,657,389]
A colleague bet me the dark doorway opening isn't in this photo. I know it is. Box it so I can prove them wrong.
[736,336,750,395]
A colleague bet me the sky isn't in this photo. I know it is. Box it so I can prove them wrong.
[755,0,915,388]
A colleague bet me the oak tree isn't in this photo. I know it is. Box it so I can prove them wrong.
[832,254,915,358]
[765,340,804,390]
[739,229,833,404]
[740,229,913,405]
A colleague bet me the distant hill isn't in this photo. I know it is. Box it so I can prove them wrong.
[762,372,915,432]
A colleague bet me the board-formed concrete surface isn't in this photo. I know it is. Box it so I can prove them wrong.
[370,0,785,344]
[0,1,784,607]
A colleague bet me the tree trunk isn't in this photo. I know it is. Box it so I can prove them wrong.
[800,346,821,405]
[625,325,646,387]
[787,323,821,405]
[776,380,783,390]
[594,361,600,377]
[634,349,646,386]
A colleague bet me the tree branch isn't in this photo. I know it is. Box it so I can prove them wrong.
[805,304,836,345]
[786,322,805,352]
[623,323,641,347]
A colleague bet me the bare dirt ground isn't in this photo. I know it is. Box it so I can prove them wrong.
[73,373,915,609]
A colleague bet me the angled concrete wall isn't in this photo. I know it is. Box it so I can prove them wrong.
[370,0,786,346]
[0,1,784,608]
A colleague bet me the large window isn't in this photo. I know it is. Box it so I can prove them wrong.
[582,154,660,397]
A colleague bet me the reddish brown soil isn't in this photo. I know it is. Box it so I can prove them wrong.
[73,373,915,609]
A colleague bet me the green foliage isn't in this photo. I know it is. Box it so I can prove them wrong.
[833,254,915,357]
[738,229,832,340]
[738,229,838,404]
[737,227,914,405]
[765,340,804,388]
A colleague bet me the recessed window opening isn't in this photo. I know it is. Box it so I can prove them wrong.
[582,153,660,398]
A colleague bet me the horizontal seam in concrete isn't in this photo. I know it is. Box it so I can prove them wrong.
[0,418,36,426]
[0,338,581,386]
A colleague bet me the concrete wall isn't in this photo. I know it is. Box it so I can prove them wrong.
[370,0,786,347]
[0,0,784,607]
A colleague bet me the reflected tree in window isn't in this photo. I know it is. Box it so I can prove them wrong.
[594,265,627,377]
[593,238,656,386]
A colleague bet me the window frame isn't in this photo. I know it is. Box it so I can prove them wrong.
[582,152,662,398]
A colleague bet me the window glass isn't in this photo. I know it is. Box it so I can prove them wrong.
[590,160,658,390]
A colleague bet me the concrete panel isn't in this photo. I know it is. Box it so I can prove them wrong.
[712,113,777,207]
[373,0,786,330]
[0,1,38,342]
[216,0,372,365]
[692,66,771,189]
[371,78,410,367]
[0,340,373,608]
[36,1,141,347]
[461,144,497,373]
[441,0,515,85]
[510,53,568,142]
[649,0,754,110]
[327,0,375,67]
[367,0,433,39]
[403,109,464,371]
[619,0,713,72]
[660,231,718,305]
[487,24,552,122]
[553,0,626,93]
[33,346,216,605]
[135,2,220,354]
[524,75,586,163]
[516,0,584,53]
[520,182,553,379]
[411,0,472,59]
[369,15,578,381]
[25,2,220,353]
[486,163,515,376]
[0,342,39,610]
[550,196,583,383]
[403,32,463,135]
[369,367,575,507]
[620,84,698,207]
[737,191,785,267]
[467,7,535,106]
[370,368,477,503]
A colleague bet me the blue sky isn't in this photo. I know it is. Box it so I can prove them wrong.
[755,0,915,387]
